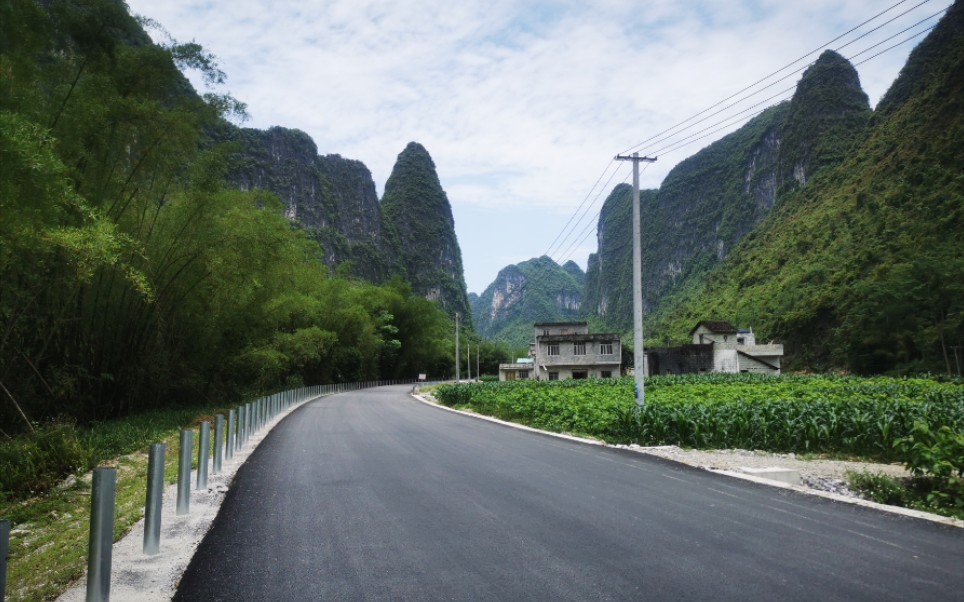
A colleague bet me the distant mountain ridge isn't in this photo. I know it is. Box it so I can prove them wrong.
[471,256,584,346]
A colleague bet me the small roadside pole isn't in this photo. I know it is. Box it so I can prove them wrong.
[177,430,192,515]
[615,151,656,407]
[197,421,210,490]
[143,443,165,555]
[87,467,116,602]
[226,409,236,460]
[213,415,224,474]
[2,518,10,602]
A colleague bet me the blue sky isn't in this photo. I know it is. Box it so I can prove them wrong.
[126,0,952,294]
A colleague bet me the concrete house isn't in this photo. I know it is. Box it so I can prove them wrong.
[499,322,622,382]
[499,358,534,381]
[646,320,783,375]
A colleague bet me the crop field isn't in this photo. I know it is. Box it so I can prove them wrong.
[435,374,964,461]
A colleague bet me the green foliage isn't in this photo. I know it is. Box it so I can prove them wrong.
[436,374,964,460]
[846,472,913,507]
[0,422,87,500]
[380,142,472,324]
[0,403,216,502]
[0,2,459,432]
[893,422,964,514]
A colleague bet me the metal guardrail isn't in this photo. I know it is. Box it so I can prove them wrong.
[0,379,421,602]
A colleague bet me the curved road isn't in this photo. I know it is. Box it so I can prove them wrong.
[174,385,962,601]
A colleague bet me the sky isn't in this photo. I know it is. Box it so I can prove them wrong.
[125,0,952,294]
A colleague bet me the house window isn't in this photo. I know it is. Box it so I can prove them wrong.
[519,370,529,379]
[573,342,586,355]
[548,343,560,356]
[737,337,745,345]
[600,341,614,355]
[548,372,559,381]
[543,329,550,336]
[601,370,612,379]
[572,370,588,379]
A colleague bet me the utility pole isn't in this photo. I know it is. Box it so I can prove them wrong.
[615,152,656,407]
[455,313,460,381]
[466,342,471,380]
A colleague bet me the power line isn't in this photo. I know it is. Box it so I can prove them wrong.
[617,0,932,157]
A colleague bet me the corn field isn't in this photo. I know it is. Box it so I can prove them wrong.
[435,374,964,461]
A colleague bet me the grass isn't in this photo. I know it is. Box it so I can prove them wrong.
[0,405,230,602]
[846,471,964,520]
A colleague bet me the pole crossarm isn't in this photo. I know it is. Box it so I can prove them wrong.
[614,154,657,163]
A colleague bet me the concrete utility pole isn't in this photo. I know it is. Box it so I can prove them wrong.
[615,152,656,407]
[466,342,471,380]
[455,313,460,381]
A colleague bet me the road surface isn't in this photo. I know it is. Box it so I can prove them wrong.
[174,385,963,601]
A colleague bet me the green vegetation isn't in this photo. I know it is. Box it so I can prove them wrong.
[0,2,458,434]
[0,402,238,602]
[220,125,395,282]
[436,374,963,456]
[381,142,472,324]
[436,374,963,515]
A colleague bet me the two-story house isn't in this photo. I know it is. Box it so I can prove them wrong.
[515,322,622,381]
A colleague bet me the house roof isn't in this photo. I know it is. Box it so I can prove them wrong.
[689,320,738,335]
[537,333,620,343]
[533,321,588,328]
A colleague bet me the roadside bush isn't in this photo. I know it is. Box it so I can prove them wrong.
[846,472,912,507]
[0,421,88,500]
[435,382,478,406]
[893,422,964,515]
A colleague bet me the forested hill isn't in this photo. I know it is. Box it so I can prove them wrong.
[221,127,472,323]
[652,1,964,373]
[472,256,584,346]
[0,0,461,431]
[381,142,473,325]
[220,125,392,282]
[584,49,871,334]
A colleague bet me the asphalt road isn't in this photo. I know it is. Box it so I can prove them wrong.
[174,385,963,601]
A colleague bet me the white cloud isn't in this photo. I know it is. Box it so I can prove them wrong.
[127,0,952,293]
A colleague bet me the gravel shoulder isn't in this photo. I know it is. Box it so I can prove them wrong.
[617,444,910,498]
